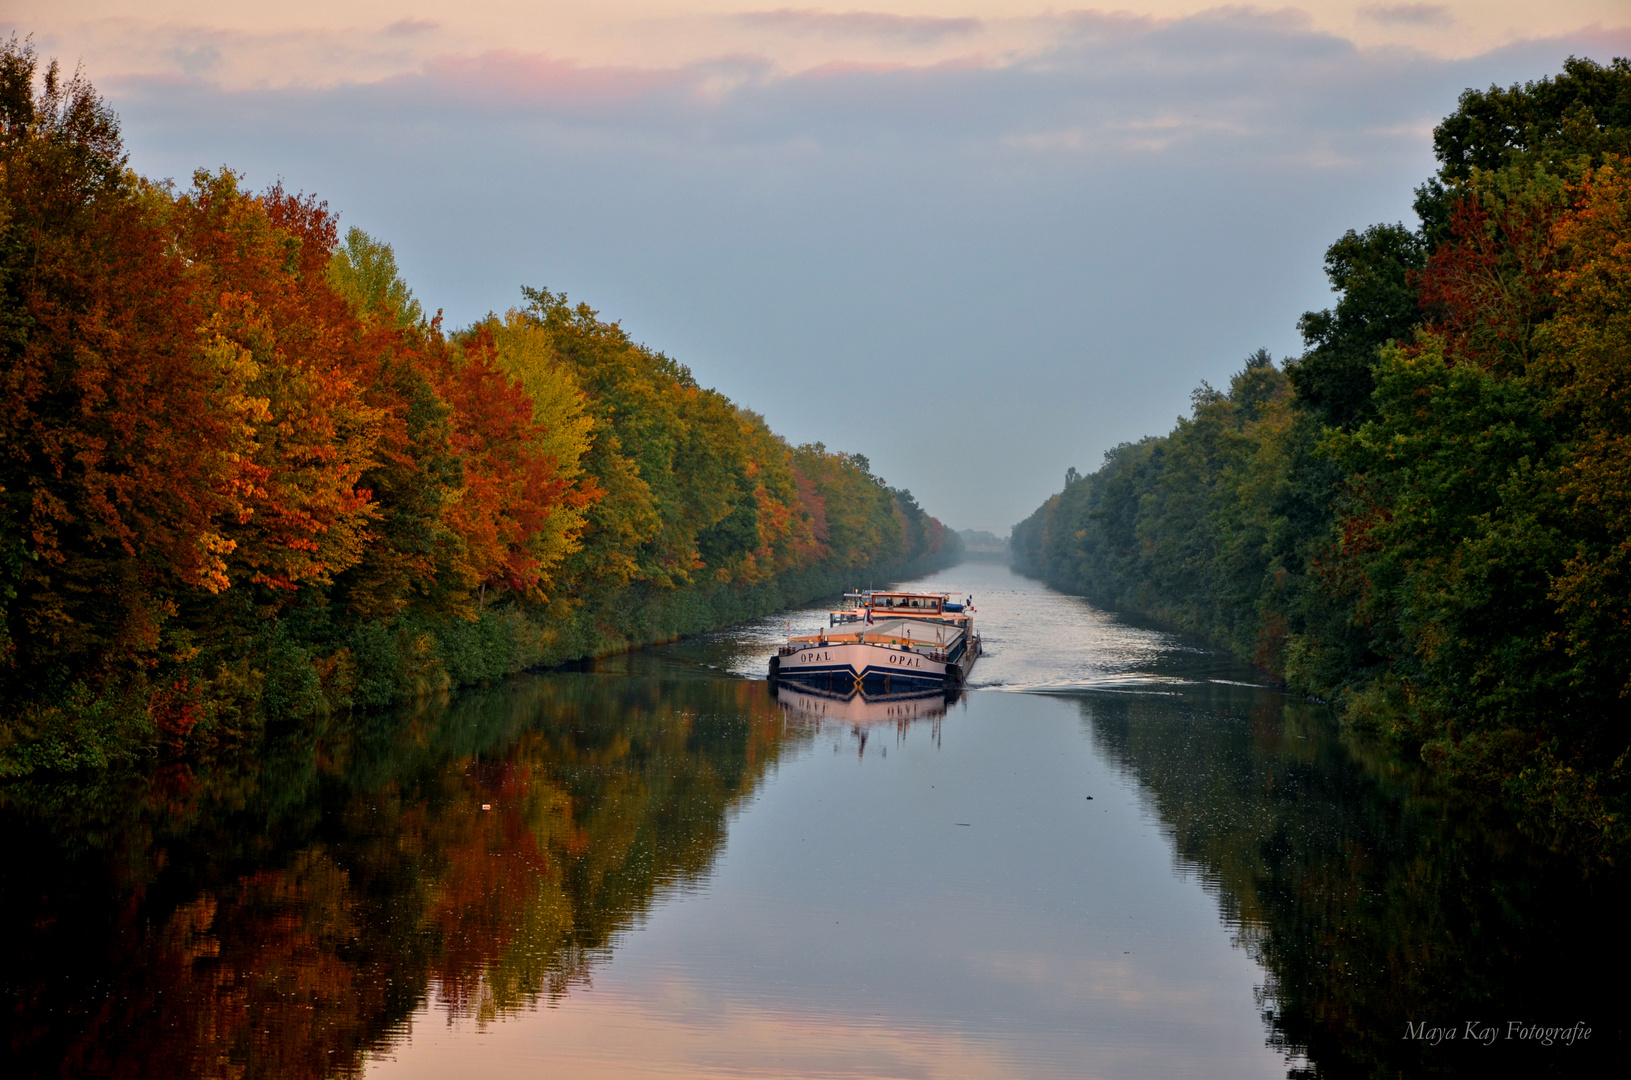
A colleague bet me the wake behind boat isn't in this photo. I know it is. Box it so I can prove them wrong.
[769,590,980,694]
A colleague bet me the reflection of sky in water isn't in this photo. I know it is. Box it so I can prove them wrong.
[367,567,1293,1079]
[369,691,1286,1080]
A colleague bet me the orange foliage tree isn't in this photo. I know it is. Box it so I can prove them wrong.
[0,39,955,765]
[0,41,598,724]
[1539,160,1631,699]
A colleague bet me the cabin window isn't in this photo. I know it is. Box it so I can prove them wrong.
[869,595,941,612]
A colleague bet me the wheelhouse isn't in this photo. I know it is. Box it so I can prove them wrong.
[868,592,945,614]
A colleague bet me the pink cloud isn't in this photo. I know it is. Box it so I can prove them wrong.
[735,9,983,45]
[383,18,441,38]
[1358,5,1455,28]
[417,51,692,107]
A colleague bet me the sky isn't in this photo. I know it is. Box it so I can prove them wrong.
[12,4,1630,532]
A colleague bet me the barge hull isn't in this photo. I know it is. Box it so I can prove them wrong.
[776,640,948,693]
[773,633,979,694]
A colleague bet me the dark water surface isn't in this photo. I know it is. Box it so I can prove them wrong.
[4,564,1625,1078]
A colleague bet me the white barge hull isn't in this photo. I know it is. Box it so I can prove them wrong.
[777,640,948,693]
[773,621,978,693]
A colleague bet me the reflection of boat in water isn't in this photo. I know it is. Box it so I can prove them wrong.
[769,590,980,695]
[771,682,954,724]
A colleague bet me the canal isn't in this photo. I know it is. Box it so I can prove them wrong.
[3,563,1624,1077]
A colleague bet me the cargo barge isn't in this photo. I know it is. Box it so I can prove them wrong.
[768,590,980,694]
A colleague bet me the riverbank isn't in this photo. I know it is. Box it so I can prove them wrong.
[0,550,961,780]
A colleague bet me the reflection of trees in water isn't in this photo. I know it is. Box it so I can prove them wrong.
[0,676,804,1079]
[1077,687,1629,1078]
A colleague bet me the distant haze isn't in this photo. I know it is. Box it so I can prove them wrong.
[10,3,1628,531]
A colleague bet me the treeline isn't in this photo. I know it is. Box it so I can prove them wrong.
[0,41,957,774]
[1013,56,1631,856]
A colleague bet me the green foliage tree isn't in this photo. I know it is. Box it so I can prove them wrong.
[326,226,424,328]
[1289,225,1426,430]
[1014,55,1631,857]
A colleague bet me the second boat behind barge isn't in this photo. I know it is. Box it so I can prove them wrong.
[769,591,980,694]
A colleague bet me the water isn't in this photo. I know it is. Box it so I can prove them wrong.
[646,561,1251,691]
[3,565,1624,1077]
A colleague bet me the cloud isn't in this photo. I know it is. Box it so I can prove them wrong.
[1358,4,1455,28]
[348,8,1390,158]
[734,9,984,46]
[383,19,441,38]
[416,51,691,109]
[164,44,221,78]
[8,17,453,91]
